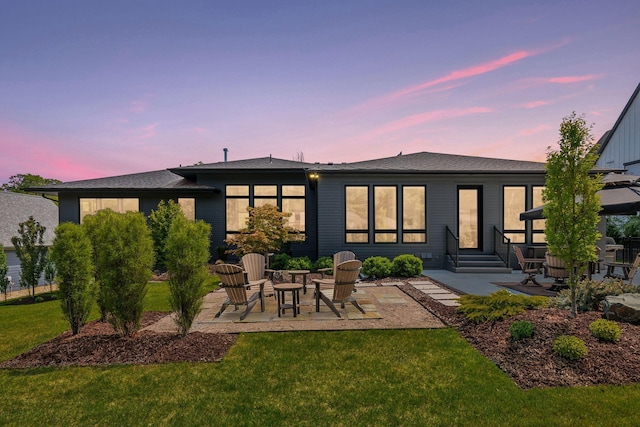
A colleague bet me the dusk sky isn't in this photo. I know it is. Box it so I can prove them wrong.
[1,1,639,184]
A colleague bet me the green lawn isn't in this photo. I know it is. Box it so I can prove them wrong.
[1,282,640,426]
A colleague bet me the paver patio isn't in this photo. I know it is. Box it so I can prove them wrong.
[147,283,446,333]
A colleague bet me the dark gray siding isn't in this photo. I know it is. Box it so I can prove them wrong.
[196,170,317,260]
[317,172,545,268]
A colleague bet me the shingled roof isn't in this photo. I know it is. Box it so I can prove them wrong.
[311,152,547,173]
[1,192,58,249]
[31,169,214,192]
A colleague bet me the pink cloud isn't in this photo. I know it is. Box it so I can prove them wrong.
[518,124,551,136]
[358,107,493,141]
[133,123,158,140]
[354,41,568,113]
[545,75,601,84]
[129,94,154,114]
[521,100,549,109]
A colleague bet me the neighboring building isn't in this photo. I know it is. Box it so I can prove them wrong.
[34,152,551,271]
[597,82,640,173]
[0,192,58,289]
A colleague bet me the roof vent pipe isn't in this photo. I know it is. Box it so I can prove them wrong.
[223,148,228,162]
[269,154,272,164]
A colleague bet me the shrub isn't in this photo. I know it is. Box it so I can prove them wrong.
[83,210,154,336]
[589,319,621,342]
[270,253,291,271]
[391,254,423,277]
[314,256,333,272]
[509,320,535,340]
[34,296,44,303]
[148,200,184,271]
[457,289,549,323]
[51,222,94,335]
[553,335,587,360]
[552,278,640,312]
[362,256,392,279]
[165,216,211,336]
[286,256,313,271]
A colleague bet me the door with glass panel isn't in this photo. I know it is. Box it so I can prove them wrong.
[457,186,482,250]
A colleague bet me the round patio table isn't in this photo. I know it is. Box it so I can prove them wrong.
[273,283,303,317]
[287,269,310,294]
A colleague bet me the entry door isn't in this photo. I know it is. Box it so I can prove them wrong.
[458,186,482,250]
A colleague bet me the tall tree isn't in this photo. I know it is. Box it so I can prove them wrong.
[51,223,94,335]
[11,216,48,297]
[543,112,602,318]
[165,216,211,336]
[2,174,61,193]
[148,199,185,271]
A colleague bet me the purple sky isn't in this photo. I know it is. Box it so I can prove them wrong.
[1,1,639,183]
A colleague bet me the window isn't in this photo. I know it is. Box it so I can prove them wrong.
[178,198,195,221]
[254,185,277,208]
[403,186,426,243]
[374,186,397,243]
[226,185,249,239]
[225,184,306,237]
[532,186,546,243]
[282,185,305,232]
[79,198,139,222]
[345,186,368,243]
[503,186,526,243]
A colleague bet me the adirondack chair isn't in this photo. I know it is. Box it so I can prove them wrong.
[317,251,356,278]
[514,246,544,286]
[242,253,275,298]
[316,259,365,318]
[214,263,266,320]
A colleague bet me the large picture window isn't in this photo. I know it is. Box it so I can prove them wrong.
[80,198,139,222]
[403,186,426,243]
[226,185,249,239]
[282,185,305,232]
[345,186,368,243]
[225,184,306,237]
[374,186,397,243]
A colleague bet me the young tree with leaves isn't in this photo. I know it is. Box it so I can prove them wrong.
[0,249,10,301]
[11,216,48,297]
[225,204,301,257]
[544,112,603,318]
[165,216,211,336]
[51,223,94,335]
[148,199,185,271]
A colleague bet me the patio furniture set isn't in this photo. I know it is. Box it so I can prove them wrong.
[213,252,366,320]
[514,241,640,290]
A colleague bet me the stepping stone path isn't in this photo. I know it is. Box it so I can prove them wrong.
[408,280,461,307]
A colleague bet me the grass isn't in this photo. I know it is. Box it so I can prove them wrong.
[2,282,640,425]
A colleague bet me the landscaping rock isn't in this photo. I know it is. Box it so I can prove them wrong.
[603,293,640,325]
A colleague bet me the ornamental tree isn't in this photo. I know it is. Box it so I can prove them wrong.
[11,216,48,297]
[543,112,603,318]
[225,204,302,258]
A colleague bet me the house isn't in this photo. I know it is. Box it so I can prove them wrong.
[33,152,550,271]
[0,192,58,288]
[597,82,640,173]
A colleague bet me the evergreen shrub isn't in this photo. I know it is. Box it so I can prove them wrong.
[552,279,640,312]
[553,335,587,360]
[362,256,392,279]
[509,320,535,340]
[457,289,549,323]
[589,319,621,342]
[391,254,423,277]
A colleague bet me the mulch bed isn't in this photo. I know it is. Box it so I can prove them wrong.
[3,281,640,391]
[400,284,640,389]
[0,312,236,369]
